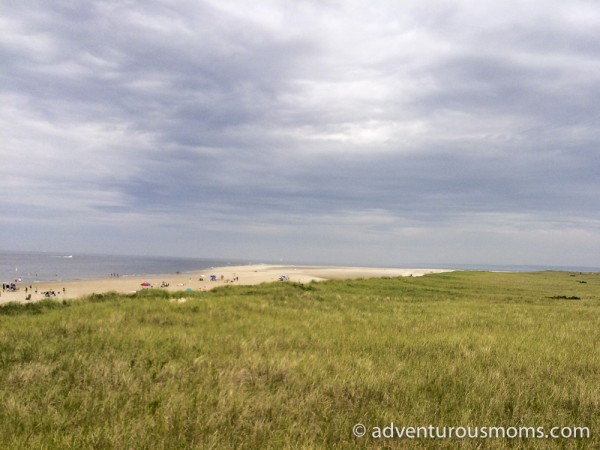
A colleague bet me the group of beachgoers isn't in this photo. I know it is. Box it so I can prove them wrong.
[2,282,18,292]
[198,274,239,283]
[41,288,65,297]
[1,282,66,301]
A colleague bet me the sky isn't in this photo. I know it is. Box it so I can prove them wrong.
[2,0,600,267]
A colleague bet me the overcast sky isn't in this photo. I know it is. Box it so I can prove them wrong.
[2,1,600,267]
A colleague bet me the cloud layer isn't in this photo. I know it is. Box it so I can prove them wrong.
[2,1,600,266]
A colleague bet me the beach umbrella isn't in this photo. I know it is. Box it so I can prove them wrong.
[141,282,151,286]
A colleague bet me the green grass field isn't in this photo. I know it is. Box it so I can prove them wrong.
[1,271,598,449]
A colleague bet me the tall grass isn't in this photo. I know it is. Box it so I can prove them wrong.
[0,271,598,449]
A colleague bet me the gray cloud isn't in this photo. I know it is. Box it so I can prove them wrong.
[2,0,600,266]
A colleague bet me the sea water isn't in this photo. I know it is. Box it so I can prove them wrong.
[416,262,600,273]
[0,251,249,283]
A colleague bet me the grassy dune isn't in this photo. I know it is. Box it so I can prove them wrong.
[0,271,598,449]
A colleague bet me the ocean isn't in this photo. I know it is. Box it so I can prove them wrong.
[416,263,600,273]
[0,251,250,284]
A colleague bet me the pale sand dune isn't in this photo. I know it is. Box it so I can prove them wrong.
[0,264,452,305]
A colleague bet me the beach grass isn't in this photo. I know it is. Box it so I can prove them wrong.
[0,271,598,449]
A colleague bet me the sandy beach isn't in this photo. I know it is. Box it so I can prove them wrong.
[0,264,452,305]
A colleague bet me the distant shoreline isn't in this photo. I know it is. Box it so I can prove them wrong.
[3,250,600,285]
